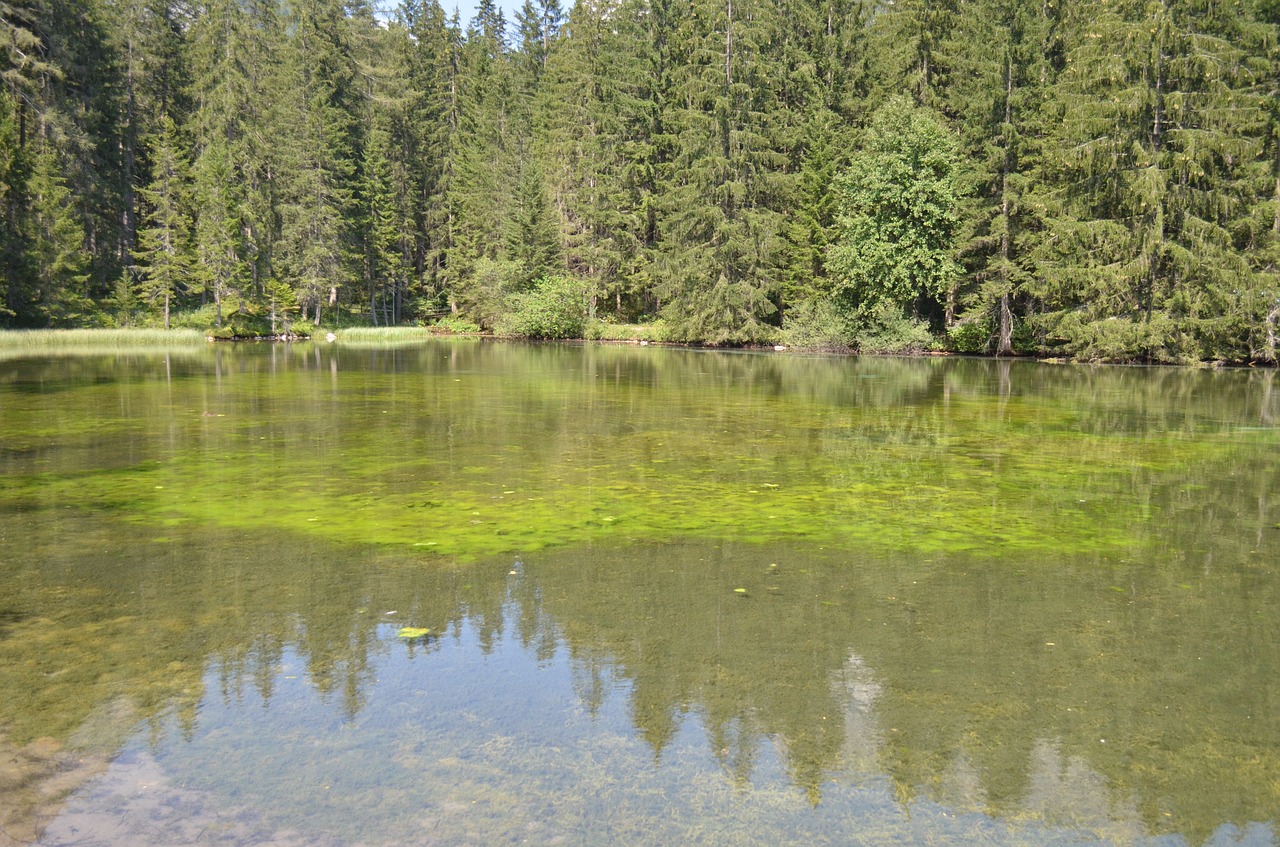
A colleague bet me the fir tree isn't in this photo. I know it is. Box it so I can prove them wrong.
[946,0,1055,353]
[1034,0,1260,361]
[658,0,787,343]
[134,114,192,329]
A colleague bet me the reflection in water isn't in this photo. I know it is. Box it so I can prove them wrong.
[0,343,1278,845]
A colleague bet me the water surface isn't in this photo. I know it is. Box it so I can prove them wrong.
[1,341,1277,846]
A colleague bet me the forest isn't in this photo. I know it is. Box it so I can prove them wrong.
[1,0,1279,362]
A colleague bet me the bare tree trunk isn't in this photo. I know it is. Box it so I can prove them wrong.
[1266,301,1280,364]
[996,59,1015,357]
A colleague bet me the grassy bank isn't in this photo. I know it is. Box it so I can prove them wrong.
[0,328,207,348]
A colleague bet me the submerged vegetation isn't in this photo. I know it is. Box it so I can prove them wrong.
[0,343,1277,844]
[2,0,1279,362]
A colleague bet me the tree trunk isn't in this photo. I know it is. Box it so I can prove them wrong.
[1266,301,1279,364]
[996,57,1015,357]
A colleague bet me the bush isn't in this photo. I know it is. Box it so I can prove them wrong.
[582,320,669,342]
[851,303,936,353]
[780,298,851,351]
[431,315,483,334]
[495,275,590,339]
[947,318,991,354]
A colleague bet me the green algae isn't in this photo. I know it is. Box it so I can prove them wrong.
[5,344,1272,564]
[1,342,1278,847]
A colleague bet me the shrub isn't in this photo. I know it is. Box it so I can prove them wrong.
[495,275,590,339]
[850,303,936,353]
[780,298,851,351]
[947,318,991,354]
[431,315,483,334]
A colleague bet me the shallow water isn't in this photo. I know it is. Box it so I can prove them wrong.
[0,341,1277,846]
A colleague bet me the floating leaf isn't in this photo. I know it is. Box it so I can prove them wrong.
[397,627,430,639]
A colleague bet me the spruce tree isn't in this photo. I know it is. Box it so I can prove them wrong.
[26,144,93,325]
[446,6,519,317]
[107,0,189,275]
[1035,0,1260,361]
[945,0,1055,353]
[399,0,462,309]
[658,0,786,343]
[0,86,30,321]
[273,0,359,325]
[864,0,958,108]
[134,114,192,329]
[188,0,279,324]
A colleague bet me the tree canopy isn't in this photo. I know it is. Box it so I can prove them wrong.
[1,0,1278,362]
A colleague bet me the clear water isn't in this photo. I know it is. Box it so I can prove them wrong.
[0,341,1277,846]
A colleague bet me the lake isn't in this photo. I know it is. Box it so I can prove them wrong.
[0,340,1277,846]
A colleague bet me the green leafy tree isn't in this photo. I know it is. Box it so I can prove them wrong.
[829,96,962,336]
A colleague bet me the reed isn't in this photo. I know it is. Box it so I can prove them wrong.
[332,326,445,345]
[0,328,207,349]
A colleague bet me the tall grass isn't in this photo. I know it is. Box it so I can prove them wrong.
[331,326,464,348]
[0,328,207,349]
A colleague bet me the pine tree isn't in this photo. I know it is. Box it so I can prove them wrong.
[513,0,564,94]
[1243,0,1280,361]
[191,136,243,327]
[398,0,462,311]
[107,0,189,275]
[945,0,1055,354]
[188,0,279,325]
[1034,0,1260,361]
[359,119,415,325]
[864,0,959,109]
[19,0,126,300]
[773,0,867,322]
[26,144,93,325]
[273,0,359,325]
[446,6,519,317]
[658,0,787,343]
[348,4,421,324]
[504,143,562,284]
[536,0,615,309]
[134,114,192,329]
[0,86,30,321]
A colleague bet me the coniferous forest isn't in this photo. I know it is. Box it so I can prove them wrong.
[2,0,1279,361]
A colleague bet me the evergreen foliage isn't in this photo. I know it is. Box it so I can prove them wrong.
[0,0,1277,361]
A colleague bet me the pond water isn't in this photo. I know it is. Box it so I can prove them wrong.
[0,340,1277,847]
